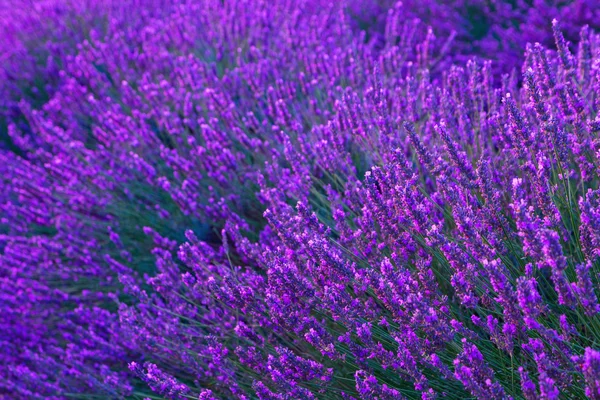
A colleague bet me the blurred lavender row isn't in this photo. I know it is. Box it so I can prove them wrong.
[1,0,600,399]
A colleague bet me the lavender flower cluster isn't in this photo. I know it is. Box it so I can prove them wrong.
[2,0,600,399]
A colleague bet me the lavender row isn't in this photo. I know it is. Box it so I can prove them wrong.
[2,0,600,399]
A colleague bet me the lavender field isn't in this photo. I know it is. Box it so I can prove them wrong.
[2,0,600,398]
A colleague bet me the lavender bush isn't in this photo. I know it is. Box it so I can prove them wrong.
[2,0,600,398]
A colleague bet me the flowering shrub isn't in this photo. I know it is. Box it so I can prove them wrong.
[2,0,600,399]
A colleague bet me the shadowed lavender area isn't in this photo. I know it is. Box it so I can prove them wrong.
[1,0,600,399]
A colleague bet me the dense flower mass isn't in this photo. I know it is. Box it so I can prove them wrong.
[2,0,600,398]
